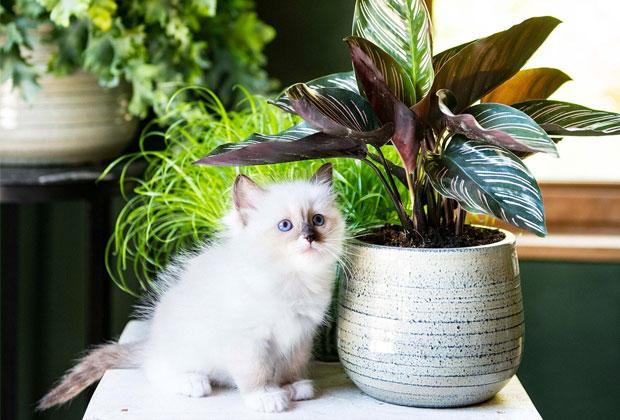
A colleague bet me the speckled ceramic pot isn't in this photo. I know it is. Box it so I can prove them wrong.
[337,229,523,407]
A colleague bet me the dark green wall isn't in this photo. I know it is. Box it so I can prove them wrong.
[519,262,620,420]
[257,0,356,87]
[8,202,135,420]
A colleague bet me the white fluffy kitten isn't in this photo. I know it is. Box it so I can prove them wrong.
[39,163,345,413]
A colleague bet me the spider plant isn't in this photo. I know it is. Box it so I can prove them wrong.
[104,88,399,295]
[196,0,620,240]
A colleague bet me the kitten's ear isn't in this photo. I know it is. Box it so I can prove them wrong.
[233,174,265,214]
[311,163,333,186]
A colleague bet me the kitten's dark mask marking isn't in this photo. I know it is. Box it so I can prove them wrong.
[301,222,319,243]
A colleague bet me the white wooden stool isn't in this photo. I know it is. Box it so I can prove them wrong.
[84,321,542,419]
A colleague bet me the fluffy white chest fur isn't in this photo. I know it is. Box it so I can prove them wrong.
[39,164,345,414]
[143,239,335,389]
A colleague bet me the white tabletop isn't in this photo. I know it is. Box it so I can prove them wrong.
[84,321,541,420]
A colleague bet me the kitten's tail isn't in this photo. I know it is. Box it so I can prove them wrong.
[37,341,141,410]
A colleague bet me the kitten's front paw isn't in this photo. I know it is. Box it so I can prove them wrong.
[172,373,212,398]
[284,379,315,401]
[243,387,290,412]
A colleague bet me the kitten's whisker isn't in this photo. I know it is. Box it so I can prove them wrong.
[321,244,355,282]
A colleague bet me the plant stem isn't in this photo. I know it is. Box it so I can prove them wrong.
[361,158,413,231]
[426,185,438,228]
[368,152,407,187]
[406,172,416,220]
[413,178,428,233]
[374,147,400,200]
[442,199,451,228]
[455,206,466,236]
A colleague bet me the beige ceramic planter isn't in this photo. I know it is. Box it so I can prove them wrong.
[0,40,138,165]
[337,229,523,407]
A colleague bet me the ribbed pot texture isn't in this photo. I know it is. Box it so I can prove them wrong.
[0,39,137,165]
[337,230,523,407]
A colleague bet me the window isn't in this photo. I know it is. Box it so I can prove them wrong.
[433,0,620,182]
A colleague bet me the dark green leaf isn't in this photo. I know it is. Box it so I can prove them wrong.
[0,53,41,101]
[431,16,561,113]
[271,71,358,114]
[465,102,558,156]
[482,68,571,104]
[353,0,434,100]
[425,135,546,236]
[345,36,416,106]
[513,100,620,136]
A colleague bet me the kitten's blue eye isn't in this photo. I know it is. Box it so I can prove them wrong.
[312,214,325,226]
[278,219,293,232]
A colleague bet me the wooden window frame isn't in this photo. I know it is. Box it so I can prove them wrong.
[477,182,620,262]
[514,182,620,263]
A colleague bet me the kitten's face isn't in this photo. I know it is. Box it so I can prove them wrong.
[232,165,345,270]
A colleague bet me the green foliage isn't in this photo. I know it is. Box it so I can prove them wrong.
[197,1,620,239]
[436,89,558,156]
[352,0,433,102]
[105,89,400,294]
[0,2,43,99]
[0,0,274,115]
[424,135,546,236]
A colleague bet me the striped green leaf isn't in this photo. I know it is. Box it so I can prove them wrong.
[513,100,620,136]
[271,72,358,114]
[437,90,557,155]
[198,122,316,156]
[345,36,416,106]
[286,84,390,141]
[425,135,546,236]
[437,89,537,154]
[465,103,558,156]
[353,0,434,101]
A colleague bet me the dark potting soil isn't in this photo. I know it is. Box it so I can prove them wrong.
[359,224,505,249]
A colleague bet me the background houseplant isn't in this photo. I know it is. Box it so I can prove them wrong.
[195,0,620,407]
[0,0,274,164]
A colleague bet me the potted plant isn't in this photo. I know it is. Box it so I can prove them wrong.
[195,0,620,407]
[0,0,273,164]
[105,89,399,295]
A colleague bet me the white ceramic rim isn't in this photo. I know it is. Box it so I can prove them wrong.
[350,226,516,253]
